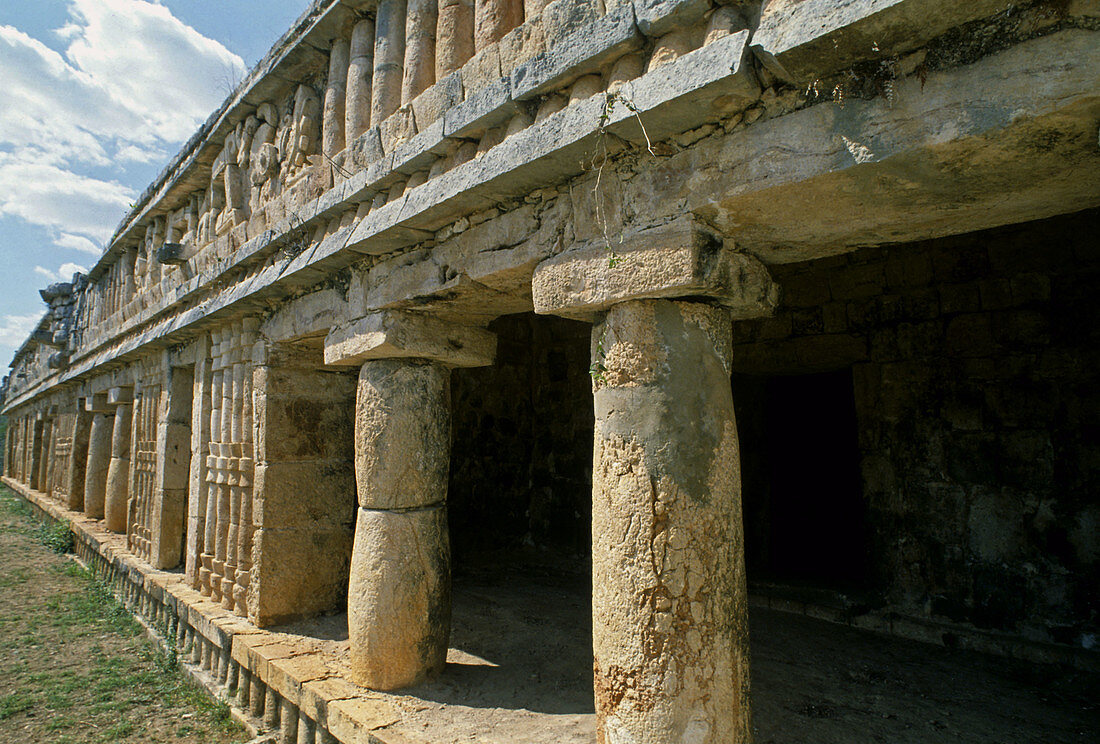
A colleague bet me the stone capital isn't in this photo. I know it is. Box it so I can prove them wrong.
[85,392,113,413]
[107,385,134,406]
[531,215,779,320]
[324,311,496,368]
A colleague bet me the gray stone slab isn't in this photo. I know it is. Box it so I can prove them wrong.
[510,5,643,101]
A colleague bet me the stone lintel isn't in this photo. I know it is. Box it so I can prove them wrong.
[324,311,496,368]
[532,216,779,320]
[85,392,112,413]
[107,386,134,405]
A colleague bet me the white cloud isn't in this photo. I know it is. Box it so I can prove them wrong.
[33,262,89,283]
[0,0,246,248]
[0,152,135,242]
[0,314,41,349]
[54,232,102,255]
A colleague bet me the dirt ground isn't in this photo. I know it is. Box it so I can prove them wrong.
[0,485,248,744]
[269,553,1099,743]
[368,556,1099,743]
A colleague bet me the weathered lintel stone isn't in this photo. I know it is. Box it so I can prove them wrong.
[324,310,497,368]
[532,216,780,320]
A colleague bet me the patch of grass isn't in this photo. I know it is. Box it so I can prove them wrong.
[0,484,247,744]
[34,519,73,554]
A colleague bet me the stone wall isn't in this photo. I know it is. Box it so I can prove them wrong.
[729,208,1100,646]
[450,313,593,562]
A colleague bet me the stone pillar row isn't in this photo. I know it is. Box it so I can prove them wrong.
[199,319,260,616]
[327,0,528,156]
[323,310,497,690]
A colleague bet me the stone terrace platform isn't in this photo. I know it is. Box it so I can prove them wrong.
[7,477,1096,744]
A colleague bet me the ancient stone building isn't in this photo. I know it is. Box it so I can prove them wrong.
[2,0,1098,742]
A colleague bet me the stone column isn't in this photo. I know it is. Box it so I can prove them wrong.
[201,330,225,597]
[66,406,92,511]
[346,18,375,141]
[323,36,351,158]
[474,0,522,51]
[403,0,438,104]
[186,334,211,588]
[592,300,751,743]
[83,394,115,520]
[232,318,260,615]
[436,0,474,77]
[104,387,134,533]
[372,0,407,126]
[324,311,496,690]
[531,216,780,744]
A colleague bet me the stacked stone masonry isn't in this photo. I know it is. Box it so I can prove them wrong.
[3,1,1099,742]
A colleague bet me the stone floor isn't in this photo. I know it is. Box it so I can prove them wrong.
[264,556,1098,744]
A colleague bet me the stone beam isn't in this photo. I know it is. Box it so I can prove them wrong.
[324,310,497,367]
[752,0,1015,84]
[531,215,779,320]
[636,28,1100,262]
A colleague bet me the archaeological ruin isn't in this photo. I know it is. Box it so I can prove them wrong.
[2,0,1098,742]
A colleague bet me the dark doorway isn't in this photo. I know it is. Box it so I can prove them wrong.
[733,369,869,590]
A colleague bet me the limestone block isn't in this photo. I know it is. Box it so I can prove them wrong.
[253,461,355,530]
[347,505,450,689]
[459,41,503,94]
[353,360,451,510]
[590,299,749,743]
[437,0,476,77]
[379,105,418,153]
[249,527,353,626]
[326,696,401,744]
[475,0,524,50]
[632,0,712,37]
[498,14,546,74]
[411,71,465,129]
[511,3,642,100]
[752,0,1014,84]
[326,310,496,369]
[533,216,778,319]
[610,30,758,145]
[254,391,354,463]
[442,77,518,138]
[541,0,602,40]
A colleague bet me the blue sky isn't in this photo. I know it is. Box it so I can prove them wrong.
[0,0,309,368]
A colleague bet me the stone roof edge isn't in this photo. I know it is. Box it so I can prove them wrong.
[88,0,373,281]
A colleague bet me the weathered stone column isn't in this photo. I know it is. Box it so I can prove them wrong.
[346,18,375,140]
[532,216,779,744]
[436,0,474,77]
[324,311,496,690]
[83,394,114,520]
[372,0,407,126]
[403,0,438,104]
[65,406,92,512]
[201,330,226,596]
[474,0,522,51]
[232,318,260,615]
[104,387,134,533]
[323,36,351,158]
